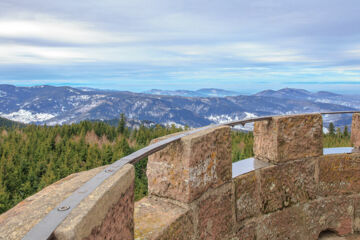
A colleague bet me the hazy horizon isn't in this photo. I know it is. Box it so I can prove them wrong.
[2,83,360,96]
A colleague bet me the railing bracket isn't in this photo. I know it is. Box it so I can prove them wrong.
[57,206,70,211]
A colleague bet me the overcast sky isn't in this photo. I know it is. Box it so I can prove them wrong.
[0,0,360,93]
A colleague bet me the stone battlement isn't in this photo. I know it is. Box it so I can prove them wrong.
[1,113,360,239]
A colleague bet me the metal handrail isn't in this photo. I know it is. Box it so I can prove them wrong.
[22,111,359,239]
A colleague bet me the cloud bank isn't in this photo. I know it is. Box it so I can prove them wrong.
[0,0,359,93]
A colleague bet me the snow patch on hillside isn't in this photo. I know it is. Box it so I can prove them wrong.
[75,100,104,113]
[206,112,258,124]
[164,121,185,129]
[244,112,257,119]
[207,114,239,123]
[0,110,56,123]
[69,95,91,101]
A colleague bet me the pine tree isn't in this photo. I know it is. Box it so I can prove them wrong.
[343,125,349,137]
[117,114,126,134]
[328,122,335,136]
[336,127,342,137]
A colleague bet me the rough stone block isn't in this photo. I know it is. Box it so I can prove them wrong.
[83,183,134,240]
[54,164,135,240]
[254,114,323,164]
[303,196,354,238]
[228,221,256,240]
[318,153,360,197]
[256,205,307,240]
[134,197,194,240]
[147,126,231,203]
[234,172,260,222]
[351,113,360,151]
[0,166,107,240]
[353,195,360,232]
[258,158,316,213]
[196,183,233,240]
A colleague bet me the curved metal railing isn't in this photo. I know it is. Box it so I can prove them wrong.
[22,111,359,239]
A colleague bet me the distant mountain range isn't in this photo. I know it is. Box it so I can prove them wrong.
[0,85,358,130]
[143,88,241,97]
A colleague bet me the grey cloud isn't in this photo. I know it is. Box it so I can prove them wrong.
[0,0,360,92]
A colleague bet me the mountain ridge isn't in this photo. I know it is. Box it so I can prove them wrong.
[0,85,358,129]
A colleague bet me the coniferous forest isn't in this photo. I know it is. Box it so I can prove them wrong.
[0,117,351,214]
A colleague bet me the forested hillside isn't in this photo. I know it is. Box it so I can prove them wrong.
[0,116,183,213]
[0,117,351,214]
[0,117,24,128]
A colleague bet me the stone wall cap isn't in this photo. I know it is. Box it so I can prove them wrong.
[54,164,134,239]
[0,166,107,240]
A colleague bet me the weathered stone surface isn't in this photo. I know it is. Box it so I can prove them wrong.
[147,126,231,203]
[232,221,256,240]
[257,196,355,240]
[157,210,194,240]
[54,164,135,240]
[256,205,307,240]
[0,166,106,240]
[318,153,360,197]
[319,232,360,240]
[351,113,360,151]
[258,158,316,213]
[83,183,134,240]
[234,172,260,222]
[254,114,323,164]
[303,196,354,238]
[196,183,233,240]
[352,195,360,232]
[134,197,193,240]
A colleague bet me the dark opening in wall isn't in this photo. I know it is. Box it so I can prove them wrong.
[318,229,339,239]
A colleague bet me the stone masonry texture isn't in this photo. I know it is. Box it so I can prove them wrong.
[233,221,257,240]
[0,166,107,240]
[83,183,134,240]
[254,114,323,164]
[258,158,316,213]
[54,164,135,240]
[147,126,231,203]
[234,171,260,222]
[353,195,360,232]
[303,196,354,238]
[318,153,360,197]
[257,196,354,240]
[134,197,193,240]
[256,204,307,240]
[195,183,233,240]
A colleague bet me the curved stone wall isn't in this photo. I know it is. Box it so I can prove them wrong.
[0,164,135,240]
[1,113,359,239]
[135,113,360,240]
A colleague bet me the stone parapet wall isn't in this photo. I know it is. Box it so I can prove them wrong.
[136,152,360,240]
[231,153,360,240]
[136,114,360,240]
[0,164,135,240]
